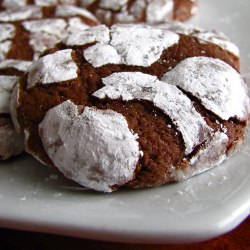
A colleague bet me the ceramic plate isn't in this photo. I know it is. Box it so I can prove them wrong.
[0,0,249,244]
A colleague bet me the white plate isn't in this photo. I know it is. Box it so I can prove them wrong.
[0,0,250,244]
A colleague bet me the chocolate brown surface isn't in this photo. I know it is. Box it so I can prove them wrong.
[16,32,247,189]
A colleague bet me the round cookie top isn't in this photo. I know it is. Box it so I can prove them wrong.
[81,0,198,26]
[13,24,250,192]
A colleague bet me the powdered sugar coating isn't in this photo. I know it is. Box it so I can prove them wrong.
[27,49,78,88]
[82,24,179,67]
[35,0,77,6]
[146,0,173,24]
[0,41,12,61]
[0,59,32,71]
[67,17,90,34]
[93,72,212,154]
[84,43,121,67]
[162,57,250,121]
[64,24,110,46]
[1,0,27,9]
[55,4,98,22]
[0,6,42,22]
[0,24,15,61]
[22,19,67,37]
[173,131,228,181]
[0,24,15,42]
[0,75,19,113]
[22,19,68,59]
[39,100,140,192]
[0,59,31,122]
[2,59,32,133]
[129,0,146,19]
[110,24,179,67]
[99,0,128,11]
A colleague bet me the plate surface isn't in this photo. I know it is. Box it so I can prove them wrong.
[0,0,250,244]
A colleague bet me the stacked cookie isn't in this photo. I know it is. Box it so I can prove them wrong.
[81,0,198,25]
[0,3,99,159]
[1,1,250,193]
[0,0,198,24]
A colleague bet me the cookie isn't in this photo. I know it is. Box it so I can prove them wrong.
[81,0,198,26]
[12,24,250,192]
[0,0,81,10]
[0,5,98,160]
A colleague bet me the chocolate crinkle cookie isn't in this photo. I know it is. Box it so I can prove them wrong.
[11,23,250,192]
[0,0,198,24]
[0,0,81,10]
[0,4,98,160]
[81,0,198,26]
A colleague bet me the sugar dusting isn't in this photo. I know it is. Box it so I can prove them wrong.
[27,49,78,88]
[162,57,250,121]
[1,0,27,9]
[99,0,128,11]
[22,19,68,60]
[64,24,110,46]
[0,6,42,22]
[39,100,140,192]
[83,24,179,67]
[146,0,173,24]
[0,59,32,71]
